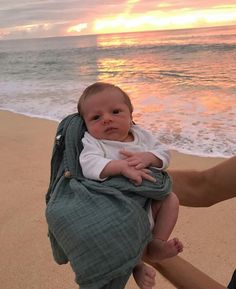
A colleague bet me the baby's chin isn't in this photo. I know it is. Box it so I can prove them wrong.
[105,134,133,143]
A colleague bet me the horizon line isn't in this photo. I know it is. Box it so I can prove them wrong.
[1,23,235,42]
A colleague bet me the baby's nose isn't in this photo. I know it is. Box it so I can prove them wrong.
[103,114,112,123]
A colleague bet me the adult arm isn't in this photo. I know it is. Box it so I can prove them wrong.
[168,156,236,207]
[144,157,236,288]
[145,256,227,289]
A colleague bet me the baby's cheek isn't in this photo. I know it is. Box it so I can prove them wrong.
[89,125,103,139]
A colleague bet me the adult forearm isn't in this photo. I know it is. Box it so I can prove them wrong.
[168,156,236,207]
[145,256,226,289]
[168,169,210,207]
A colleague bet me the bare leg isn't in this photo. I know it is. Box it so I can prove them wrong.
[133,193,182,288]
[146,193,183,261]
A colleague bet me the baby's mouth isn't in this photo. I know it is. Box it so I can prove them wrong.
[105,127,117,133]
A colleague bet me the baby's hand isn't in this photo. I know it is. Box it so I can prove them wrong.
[120,150,157,169]
[121,164,156,185]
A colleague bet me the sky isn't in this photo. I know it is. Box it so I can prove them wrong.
[0,0,236,40]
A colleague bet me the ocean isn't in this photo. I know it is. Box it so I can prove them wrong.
[0,25,235,157]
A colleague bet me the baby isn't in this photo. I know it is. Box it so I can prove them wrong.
[78,82,183,289]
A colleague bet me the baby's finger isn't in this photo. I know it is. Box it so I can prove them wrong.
[135,163,145,169]
[129,176,142,186]
[119,149,134,158]
[127,159,140,166]
[142,172,156,183]
[142,168,152,174]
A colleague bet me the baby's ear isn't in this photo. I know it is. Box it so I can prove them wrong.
[130,114,133,121]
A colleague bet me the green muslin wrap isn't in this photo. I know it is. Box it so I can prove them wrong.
[45,114,172,289]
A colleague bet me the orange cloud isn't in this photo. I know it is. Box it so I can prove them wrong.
[67,23,88,33]
[93,2,236,34]
[2,0,236,39]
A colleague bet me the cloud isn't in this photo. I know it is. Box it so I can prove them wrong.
[0,0,236,39]
[67,23,88,33]
[0,1,88,28]
[0,0,129,38]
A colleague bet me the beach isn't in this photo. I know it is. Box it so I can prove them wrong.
[1,26,236,158]
[0,110,235,289]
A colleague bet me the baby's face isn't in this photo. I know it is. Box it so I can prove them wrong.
[82,87,133,142]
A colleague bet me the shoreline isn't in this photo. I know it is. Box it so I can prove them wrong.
[0,110,235,289]
[0,108,232,160]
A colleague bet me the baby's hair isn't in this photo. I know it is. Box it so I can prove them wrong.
[77,82,133,117]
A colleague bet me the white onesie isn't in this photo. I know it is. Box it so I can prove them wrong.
[80,124,170,181]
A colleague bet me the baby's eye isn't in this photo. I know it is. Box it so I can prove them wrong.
[91,115,100,120]
[113,109,120,114]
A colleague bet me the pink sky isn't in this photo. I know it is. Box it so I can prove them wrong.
[1,0,236,39]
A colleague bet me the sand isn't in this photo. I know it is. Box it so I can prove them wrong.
[0,110,235,289]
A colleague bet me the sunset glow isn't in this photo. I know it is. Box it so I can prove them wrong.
[1,1,236,40]
[93,5,236,34]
